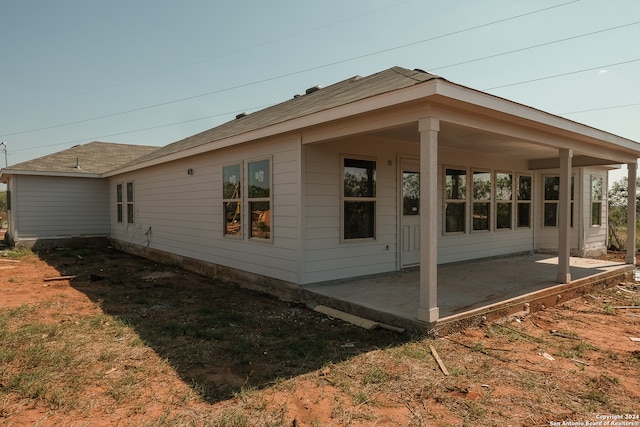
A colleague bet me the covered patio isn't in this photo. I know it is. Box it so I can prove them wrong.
[305,254,634,332]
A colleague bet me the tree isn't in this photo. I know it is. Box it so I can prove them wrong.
[0,191,6,213]
[607,177,640,250]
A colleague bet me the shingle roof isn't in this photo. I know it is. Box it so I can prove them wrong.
[5,141,159,175]
[129,67,440,166]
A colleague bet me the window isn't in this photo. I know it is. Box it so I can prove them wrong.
[126,182,134,224]
[496,172,512,230]
[343,157,376,239]
[248,159,271,239]
[223,164,242,237]
[445,168,466,233]
[472,170,491,231]
[543,176,573,227]
[516,175,532,228]
[116,184,123,223]
[591,175,604,226]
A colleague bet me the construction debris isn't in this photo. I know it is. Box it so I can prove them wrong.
[313,305,405,333]
[43,275,77,282]
[429,344,449,375]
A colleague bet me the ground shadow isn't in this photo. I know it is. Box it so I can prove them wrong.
[34,245,410,404]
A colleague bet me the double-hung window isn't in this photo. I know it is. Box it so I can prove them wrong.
[445,168,466,233]
[343,157,376,240]
[543,176,573,227]
[116,184,123,223]
[516,175,532,228]
[496,172,512,230]
[472,170,491,231]
[223,164,242,237]
[248,159,271,240]
[126,182,134,224]
[591,175,604,226]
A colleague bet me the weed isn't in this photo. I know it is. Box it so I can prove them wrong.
[215,408,250,427]
[363,367,390,385]
[602,303,617,315]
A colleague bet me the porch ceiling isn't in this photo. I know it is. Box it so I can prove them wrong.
[368,121,623,167]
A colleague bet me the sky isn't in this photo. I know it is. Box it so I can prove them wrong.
[1,0,639,188]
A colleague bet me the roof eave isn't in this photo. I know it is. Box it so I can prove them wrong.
[0,169,102,179]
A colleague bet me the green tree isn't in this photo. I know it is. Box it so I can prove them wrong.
[607,177,640,250]
[0,191,6,213]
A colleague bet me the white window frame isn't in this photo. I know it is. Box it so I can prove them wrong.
[444,166,467,235]
[542,174,574,228]
[471,169,492,232]
[223,162,243,239]
[116,183,124,224]
[341,155,377,242]
[247,157,273,242]
[495,171,513,231]
[590,175,604,227]
[126,181,135,225]
[516,174,532,228]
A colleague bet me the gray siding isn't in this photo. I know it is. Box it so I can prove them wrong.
[15,175,110,238]
[109,136,301,283]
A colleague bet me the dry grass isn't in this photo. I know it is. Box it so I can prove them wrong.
[0,247,639,426]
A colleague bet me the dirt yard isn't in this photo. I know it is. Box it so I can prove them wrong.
[0,236,639,426]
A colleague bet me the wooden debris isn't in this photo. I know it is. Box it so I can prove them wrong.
[629,337,640,342]
[540,352,556,361]
[0,259,21,263]
[44,275,77,282]
[429,344,449,375]
[571,358,589,366]
[313,305,378,330]
[613,306,640,309]
[550,330,580,340]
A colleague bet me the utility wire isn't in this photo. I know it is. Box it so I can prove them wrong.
[0,0,580,139]
[0,0,415,116]
[430,21,640,71]
[483,58,640,91]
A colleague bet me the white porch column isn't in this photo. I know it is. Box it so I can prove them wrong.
[417,117,440,323]
[557,148,573,283]
[626,162,637,264]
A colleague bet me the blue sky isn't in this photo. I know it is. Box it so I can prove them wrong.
[1,0,639,185]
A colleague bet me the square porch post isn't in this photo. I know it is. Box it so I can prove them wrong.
[417,117,440,323]
[557,148,573,284]
[626,162,637,265]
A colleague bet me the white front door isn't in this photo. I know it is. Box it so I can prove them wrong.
[400,160,420,267]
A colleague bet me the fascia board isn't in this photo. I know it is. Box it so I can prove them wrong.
[0,170,102,178]
[435,82,640,154]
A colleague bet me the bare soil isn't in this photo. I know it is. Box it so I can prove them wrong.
[1,233,639,426]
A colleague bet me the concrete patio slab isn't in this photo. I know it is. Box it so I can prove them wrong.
[304,254,634,332]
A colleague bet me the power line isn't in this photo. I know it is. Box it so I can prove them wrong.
[0,0,580,139]
[483,58,640,91]
[0,0,416,116]
[430,21,640,72]
[560,102,640,116]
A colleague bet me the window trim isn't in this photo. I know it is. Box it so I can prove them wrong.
[341,155,377,242]
[222,162,243,239]
[590,174,604,227]
[116,183,123,224]
[516,174,532,229]
[542,174,574,228]
[443,166,467,235]
[471,169,492,232]
[495,171,513,231]
[247,157,273,242]
[126,181,135,225]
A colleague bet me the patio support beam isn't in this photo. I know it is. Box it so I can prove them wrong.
[626,162,637,264]
[417,117,440,323]
[557,148,573,284]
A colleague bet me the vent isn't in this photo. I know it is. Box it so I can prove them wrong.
[73,157,82,170]
[235,112,248,119]
[305,85,321,95]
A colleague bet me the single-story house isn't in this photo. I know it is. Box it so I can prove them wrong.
[2,66,639,323]
[0,142,159,247]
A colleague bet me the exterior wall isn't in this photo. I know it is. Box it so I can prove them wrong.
[437,148,534,264]
[303,138,536,284]
[109,135,302,283]
[303,137,405,284]
[11,175,110,243]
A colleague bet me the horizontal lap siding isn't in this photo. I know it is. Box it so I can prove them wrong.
[303,138,407,284]
[16,175,109,238]
[110,137,301,283]
[437,148,534,264]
